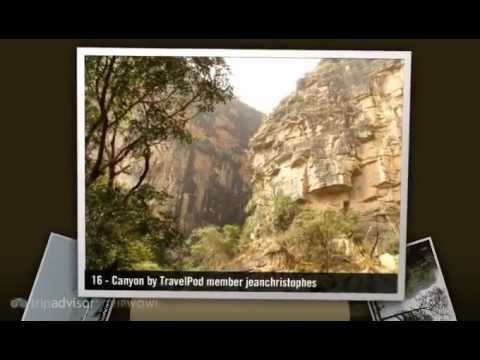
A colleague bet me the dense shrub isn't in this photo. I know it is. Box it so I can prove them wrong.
[383,229,400,255]
[280,208,358,271]
[185,224,241,270]
[86,178,183,270]
[241,193,299,242]
[272,194,300,232]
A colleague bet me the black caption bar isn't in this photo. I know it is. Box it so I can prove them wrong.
[85,271,397,293]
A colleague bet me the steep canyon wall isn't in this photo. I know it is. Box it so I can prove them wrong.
[246,59,405,264]
[145,99,263,233]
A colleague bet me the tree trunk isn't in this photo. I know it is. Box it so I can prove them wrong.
[123,149,151,204]
[87,111,109,187]
[86,57,116,188]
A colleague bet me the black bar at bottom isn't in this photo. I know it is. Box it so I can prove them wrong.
[85,271,397,293]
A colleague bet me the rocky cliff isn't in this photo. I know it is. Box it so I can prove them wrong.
[145,98,263,233]
[242,59,405,272]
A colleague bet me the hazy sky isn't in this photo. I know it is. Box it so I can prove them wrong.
[225,57,320,114]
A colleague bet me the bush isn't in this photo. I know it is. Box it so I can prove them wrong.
[86,178,183,271]
[116,241,156,270]
[272,194,299,232]
[131,261,163,271]
[239,218,254,245]
[241,193,299,242]
[223,224,241,244]
[383,229,400,255]
[244,194,275,238]
[184,224,240,270]
[281,209,358,271]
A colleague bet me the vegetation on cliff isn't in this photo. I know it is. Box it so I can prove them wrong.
[85,55,233,271]
[181,193,389,273]
[85,57,401,274]
[184,224,241,270]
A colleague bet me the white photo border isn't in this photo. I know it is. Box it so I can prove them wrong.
[368,237,457,320]
[77,48,412,301]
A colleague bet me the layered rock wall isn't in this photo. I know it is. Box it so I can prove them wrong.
[248,59,405,255]
[146,99,263,233]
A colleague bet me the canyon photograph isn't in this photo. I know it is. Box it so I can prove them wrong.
[81,51,407,277]
[369,238,456,320]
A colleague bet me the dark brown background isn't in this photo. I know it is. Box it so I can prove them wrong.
[0,39,479,321]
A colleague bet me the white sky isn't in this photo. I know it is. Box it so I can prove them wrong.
[225,57,320,114]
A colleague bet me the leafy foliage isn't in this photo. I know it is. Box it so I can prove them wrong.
[271,194,300,232]
[222,224,241,243]
[239,193,367,272]
[86,178,183,270]
[242,194,275,238]
[280,208,359,271]
[383,229,400,255]
[241,193,300,242]
[184,225,241,270]
[85,55,233,188]
[130,261,163,271]
[84,55,234,271]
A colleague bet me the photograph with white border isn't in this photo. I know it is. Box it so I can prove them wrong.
[22,233,114,321]
[368,237,456,321]
[77,48,411,300]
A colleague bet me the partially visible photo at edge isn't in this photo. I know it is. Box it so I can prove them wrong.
[21,233,114,321]
[77,49,412,301]
[368,238,457,321]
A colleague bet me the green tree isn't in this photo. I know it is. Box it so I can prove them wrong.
[222,224,241,245]
[85,56,233,191]
[84,56,233,270]
[86,178,183,270]
[272,193,299,232]
[282,209,358,272]
[241,193,299,242]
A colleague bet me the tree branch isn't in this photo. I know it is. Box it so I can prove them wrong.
[107,123,119,189]
[370,217,380,258]
[98,56,116,110]
[94,57,102,99]
[123,148,151,204]
[86,57,117,187]
[114,164,132,177]
[165,92,200,119]
[85,115,103,149]
[113,136,142,165]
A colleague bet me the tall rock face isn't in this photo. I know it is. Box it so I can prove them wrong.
[146,99,263,233]
[248,59,404,256]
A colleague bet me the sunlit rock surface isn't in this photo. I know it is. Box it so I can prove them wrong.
[247,59,405,262]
